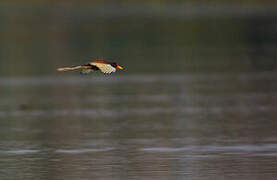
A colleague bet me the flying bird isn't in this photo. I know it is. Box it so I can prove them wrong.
[57,59,124,74]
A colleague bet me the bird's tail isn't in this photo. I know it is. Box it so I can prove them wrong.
[57,66,82,72]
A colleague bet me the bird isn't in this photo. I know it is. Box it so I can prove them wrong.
[57,59,124,74]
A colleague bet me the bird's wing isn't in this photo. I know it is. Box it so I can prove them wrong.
[90,62,116,74]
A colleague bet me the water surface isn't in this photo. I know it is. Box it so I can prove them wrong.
[0,72,277,179]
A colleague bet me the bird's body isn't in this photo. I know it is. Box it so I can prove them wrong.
[57,59,123,74]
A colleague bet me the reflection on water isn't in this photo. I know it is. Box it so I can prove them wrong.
[0,72,277,179]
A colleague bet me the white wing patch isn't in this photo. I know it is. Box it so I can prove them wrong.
[90,62,116,74]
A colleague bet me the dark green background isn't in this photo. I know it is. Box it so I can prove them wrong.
[0,1,276,75]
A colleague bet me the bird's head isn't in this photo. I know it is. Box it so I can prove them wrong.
[111,62,124,70]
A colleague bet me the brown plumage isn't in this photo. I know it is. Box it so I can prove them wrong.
[57,59,123,74]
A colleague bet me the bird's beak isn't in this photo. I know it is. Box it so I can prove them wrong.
[116,65,123,70]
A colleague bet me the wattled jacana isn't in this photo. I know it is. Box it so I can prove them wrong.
[57,59,124,74]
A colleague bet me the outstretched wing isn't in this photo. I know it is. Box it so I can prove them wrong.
[90,62,116,74]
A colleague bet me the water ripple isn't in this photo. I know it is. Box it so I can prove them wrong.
[55,148,114,154]
[0,105,276,118]
[141,144,277,154]
[0,149,40,155]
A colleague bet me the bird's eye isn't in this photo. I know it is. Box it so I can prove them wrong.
[111,63,117,68]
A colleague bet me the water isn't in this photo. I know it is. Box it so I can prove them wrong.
[0,72,277,179]
[1,2,277,179]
